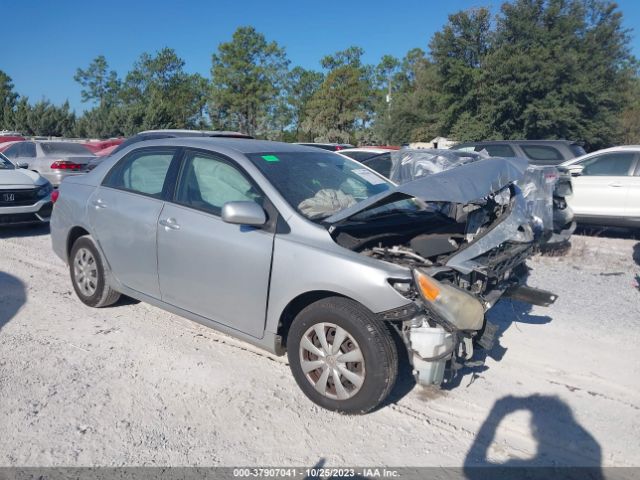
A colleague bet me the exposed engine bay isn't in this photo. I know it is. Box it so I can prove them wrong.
[325,152,558,387]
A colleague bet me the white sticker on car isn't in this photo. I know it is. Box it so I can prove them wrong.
[352,168,387,185]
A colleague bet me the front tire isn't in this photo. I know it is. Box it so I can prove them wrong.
[287,297,398,414]
[69,236,120,307]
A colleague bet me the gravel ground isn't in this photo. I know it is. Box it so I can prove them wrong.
[0,226,639,468]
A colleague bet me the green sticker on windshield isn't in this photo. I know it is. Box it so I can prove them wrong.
[262,155,280,162]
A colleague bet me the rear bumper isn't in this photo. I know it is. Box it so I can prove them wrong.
[0,200,53,225]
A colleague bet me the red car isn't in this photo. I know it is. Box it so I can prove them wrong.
[82,138,124,153]
[0,140,23,153]
[0,136,25,145]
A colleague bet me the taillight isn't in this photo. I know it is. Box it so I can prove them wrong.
[50,160,82,170]
[51,190,59,204]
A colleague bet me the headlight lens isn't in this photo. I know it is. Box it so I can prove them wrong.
[413,269,485,331]
[36,183,53,198]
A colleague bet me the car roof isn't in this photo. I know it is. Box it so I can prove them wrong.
[138,129,252,138]
[123,137,330,155]
[560,145,640,165]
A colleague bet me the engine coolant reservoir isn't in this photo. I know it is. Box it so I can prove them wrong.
[410,324,454,386]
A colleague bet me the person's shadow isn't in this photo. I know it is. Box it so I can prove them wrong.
[464,394,603,480]
[0,271,27,333]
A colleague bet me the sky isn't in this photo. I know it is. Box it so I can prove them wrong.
[2,0,639,113]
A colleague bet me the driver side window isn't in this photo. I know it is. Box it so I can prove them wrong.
[175,151,263,216]
[580,152,635,176]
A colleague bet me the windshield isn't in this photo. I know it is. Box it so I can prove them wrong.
[0,153,15,169]
[247,151,393,220]
[41,142,93,155]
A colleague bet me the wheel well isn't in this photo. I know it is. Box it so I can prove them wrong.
[67,226,90,260]
[277,290,346,349]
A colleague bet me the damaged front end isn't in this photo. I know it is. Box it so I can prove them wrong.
[325,152,558,387]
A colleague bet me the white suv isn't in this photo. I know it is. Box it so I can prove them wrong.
[561,146,640,228]
[0,153,53,226]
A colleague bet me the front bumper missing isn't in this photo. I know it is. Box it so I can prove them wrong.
[404,283,557,387]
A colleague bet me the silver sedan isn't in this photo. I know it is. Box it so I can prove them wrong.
[2,140,96,187]
[50,138,551,413]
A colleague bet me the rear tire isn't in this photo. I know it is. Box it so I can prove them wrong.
[287,297,398,414]
[69,236,120,307]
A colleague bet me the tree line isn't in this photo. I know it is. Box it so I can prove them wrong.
[1,0,638,151]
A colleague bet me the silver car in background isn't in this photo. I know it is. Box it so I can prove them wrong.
[0,153,53,225]
[2,140,96,186]
[50,138,555,413]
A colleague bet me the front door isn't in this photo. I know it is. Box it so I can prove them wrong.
[157,149,275,338]
[568,152,637,220]
[88,147,177,298]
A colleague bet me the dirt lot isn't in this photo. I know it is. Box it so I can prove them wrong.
[0,226,639,468]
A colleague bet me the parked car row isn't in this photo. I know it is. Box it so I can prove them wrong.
[3,129,636,413]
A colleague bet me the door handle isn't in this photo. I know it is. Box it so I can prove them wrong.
[159,217,180,230]
[608,182,623,188]
[92,198,107,209]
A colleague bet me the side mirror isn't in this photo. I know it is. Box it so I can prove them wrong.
[221,201,267,227]
[17,162,29,169]
[566,164,584,176]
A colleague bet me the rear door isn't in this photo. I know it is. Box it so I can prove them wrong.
[88,147,179,299]
[157,149,275,338]
[568,152,637,220]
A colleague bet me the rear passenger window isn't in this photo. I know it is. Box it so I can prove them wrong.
[175,151,263,216]
[579,153,635,176]
[103,149,174,198]
[475,144,516,157]
[521,145,563,162]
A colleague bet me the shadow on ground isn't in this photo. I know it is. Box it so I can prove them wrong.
[0,271,27,332]
[575,225,639,240]
[464,394,602,479]
[633,242,640,267]
[0,223,50,239]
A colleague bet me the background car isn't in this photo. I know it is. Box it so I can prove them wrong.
[2,140,96,187]
[82,138,125,153]
[0,134,25,145]
[0,153,52,225]
[560,146,640,228]
[450,140,586,166]
[294,142,354,151]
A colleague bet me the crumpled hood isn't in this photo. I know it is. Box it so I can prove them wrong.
[325,156,529,223]
[0,169,46,188]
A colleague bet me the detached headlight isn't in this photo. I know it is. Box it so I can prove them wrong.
[36,183,53,198]
[413,269,484,331]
